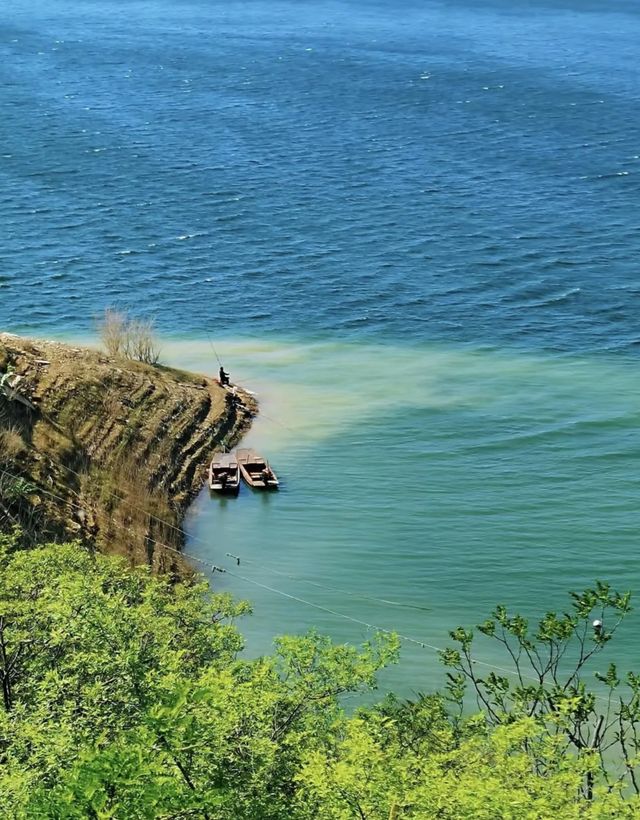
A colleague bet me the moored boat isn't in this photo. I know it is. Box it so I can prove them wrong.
[209,452,241,494]
[236,448,279,489]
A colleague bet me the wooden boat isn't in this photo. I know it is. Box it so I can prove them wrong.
[236,448,279,490]
[208,452,240,495]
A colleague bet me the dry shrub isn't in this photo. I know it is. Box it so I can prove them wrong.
[99,309,161,364]
[91,452,181,567]
[99,308,127,357]
[0,425,26,465]
[127,318,160,365]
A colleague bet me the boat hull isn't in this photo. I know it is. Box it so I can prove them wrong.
[209,453,241,495]
[238,464,279,490]
[236,448,279,490]
[209,479,240,495]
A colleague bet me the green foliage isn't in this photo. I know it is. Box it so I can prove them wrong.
[442,582,640,802]
[1,543,640,818]
[0,543,396,818]
[0,543,246,813]
[0,476,37,502]
[298,711,638,819]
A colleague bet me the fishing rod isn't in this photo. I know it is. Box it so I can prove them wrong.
[205,336,257,388]
[204,332,291,431]
[206,332,223,367]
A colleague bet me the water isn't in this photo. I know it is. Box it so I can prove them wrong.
[176,339,640,693]
[1,0,640,693]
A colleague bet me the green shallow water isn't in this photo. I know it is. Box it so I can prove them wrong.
[166,337,640,694]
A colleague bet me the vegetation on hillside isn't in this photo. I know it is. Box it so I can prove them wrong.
[0,334,254,565]
[1,530,639,818]
[98,308,161,365]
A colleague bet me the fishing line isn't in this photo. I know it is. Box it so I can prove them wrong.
[0,463,615,703]
[219,565,613,698]
[0,467,208,568]
[225,553,432,613]
[19,451,418,618]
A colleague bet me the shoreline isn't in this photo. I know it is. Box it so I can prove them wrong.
[0,332,256,574]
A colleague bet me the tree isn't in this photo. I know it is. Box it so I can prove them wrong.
[298,710,637,819]
[0,540,248,813]
[2,536,640,819]
[0,540,397,818]
[440,582,640,801]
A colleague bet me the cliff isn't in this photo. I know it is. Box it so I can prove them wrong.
[0,333,255,574]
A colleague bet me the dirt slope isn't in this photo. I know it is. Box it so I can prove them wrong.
[0,333,255,574]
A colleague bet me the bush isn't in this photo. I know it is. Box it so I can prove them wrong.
[0,425,26,464]
[98,308,161,364]
[2,540,639,819]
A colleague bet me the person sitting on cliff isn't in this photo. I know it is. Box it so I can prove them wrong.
[219,366,230,387]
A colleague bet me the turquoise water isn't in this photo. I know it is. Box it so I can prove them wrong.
[2,0,640,692]
[178,338,640,693]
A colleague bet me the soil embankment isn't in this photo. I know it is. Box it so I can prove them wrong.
[0,333,255,573]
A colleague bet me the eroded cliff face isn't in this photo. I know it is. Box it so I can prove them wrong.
[0,333,255,573]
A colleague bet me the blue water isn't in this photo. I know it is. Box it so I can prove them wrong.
[2,0,640,692]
